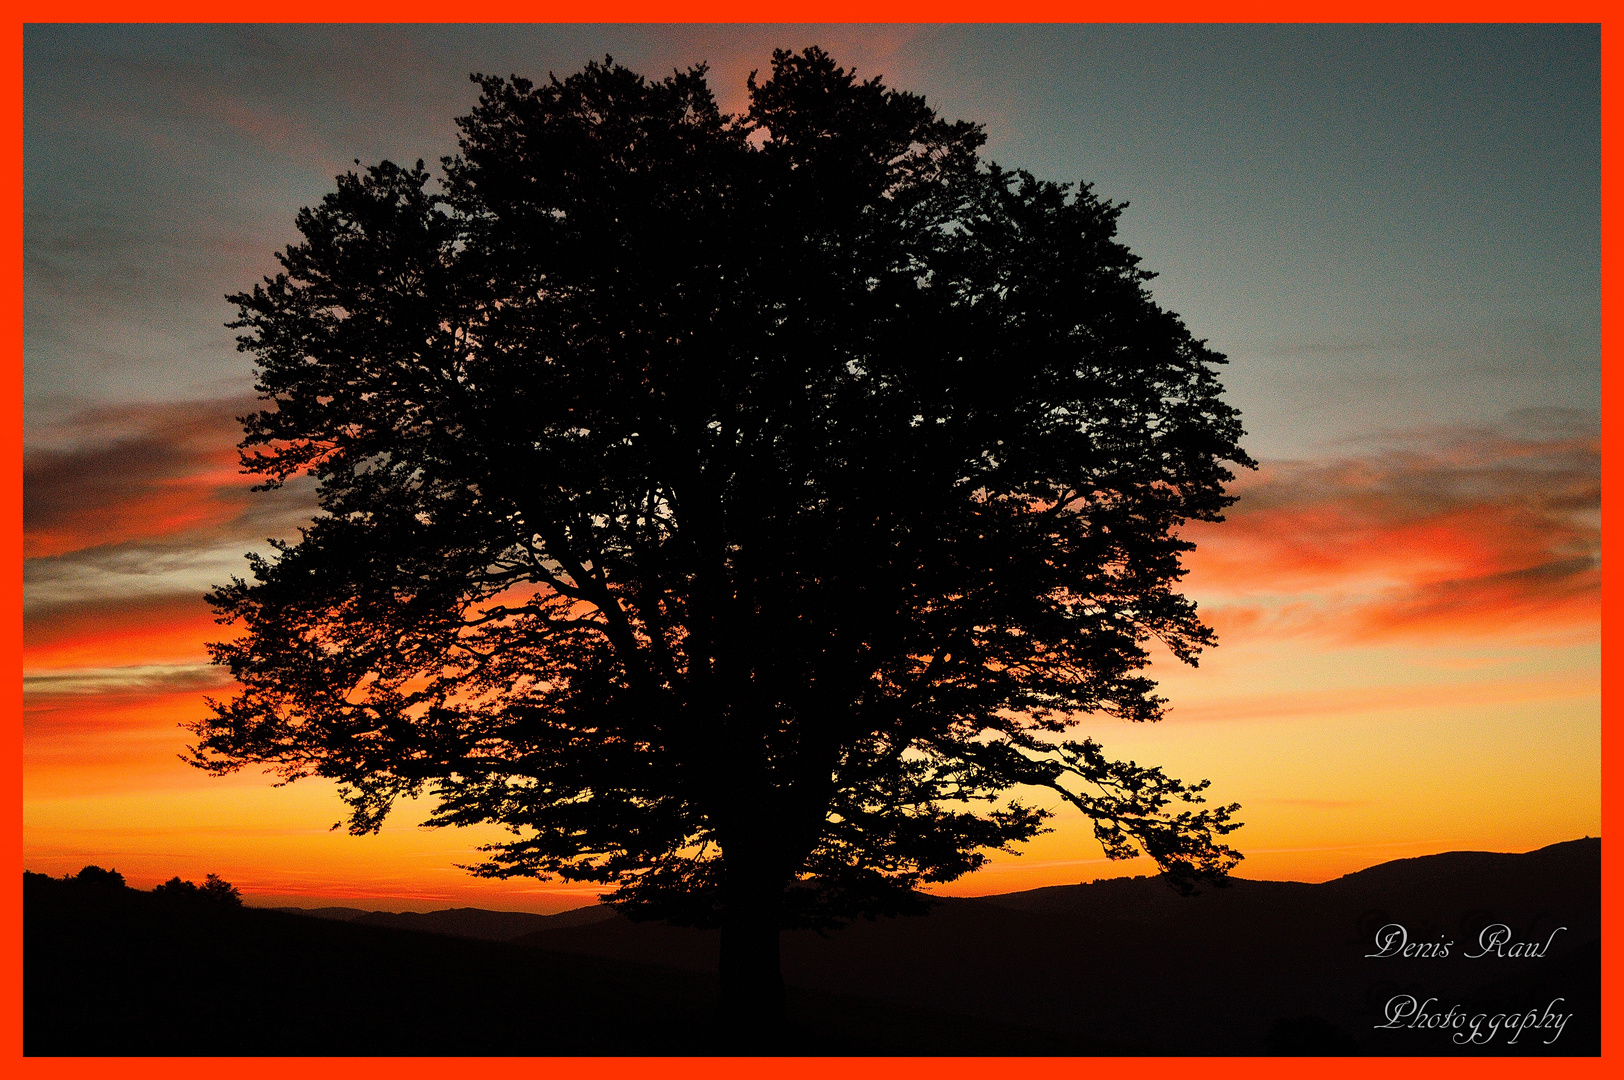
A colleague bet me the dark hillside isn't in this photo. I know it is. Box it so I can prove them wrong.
[266,902,615,941]
[24,873,1111,1056]
[511,838,1600,1055]
[32,839,1595,1056]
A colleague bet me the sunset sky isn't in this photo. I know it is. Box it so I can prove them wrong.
[22,24,1601,912]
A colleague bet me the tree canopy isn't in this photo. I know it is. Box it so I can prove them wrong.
[153,874,244,906]
[70,865,126,890]
[192,47,1253,1023]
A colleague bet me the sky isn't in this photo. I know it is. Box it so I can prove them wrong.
[21,24,1601,912]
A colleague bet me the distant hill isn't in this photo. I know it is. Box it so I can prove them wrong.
[504,838,1600,1055]
[28,838,1599,1055]
[23,873,1115,1056]
[265,902,615,941]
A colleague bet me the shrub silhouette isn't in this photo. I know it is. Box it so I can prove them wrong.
[153,874,242,906]
[71,865,126,889]
[200,874,243,906]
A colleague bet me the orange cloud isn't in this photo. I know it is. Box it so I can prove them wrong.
[1163,670,1595,724]
[23,400,257,559]
[24,593,223,669]
[24,680,226,780]
[1183,422,1599,644]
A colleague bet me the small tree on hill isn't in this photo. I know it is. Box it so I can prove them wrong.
[191,48,1252,1033]
[154,874,243,906]
[72,865,126,889]
[201,874,244,906]
[153,876,198,899]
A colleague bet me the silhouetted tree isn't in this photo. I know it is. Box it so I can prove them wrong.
[192,48,1252,1035]
[153,876,199,899]
[200,873,244,906]
[72,865,126,889]
[153,874,243,905]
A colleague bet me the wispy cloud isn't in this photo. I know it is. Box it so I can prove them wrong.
[23,541,274,614]
[24,398,256,559]
[24,593,223,669]
[24,398,317,583]
[23,663,228,698]
[23,681,226,775]
[1184,412,1599,644]
[1164,671,1594,723]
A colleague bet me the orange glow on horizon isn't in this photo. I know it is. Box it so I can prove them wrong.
[21,414,1601,911]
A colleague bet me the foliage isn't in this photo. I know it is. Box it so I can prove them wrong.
[154,874,244,906]
[71,865,126,889]
[191,48,1251,935]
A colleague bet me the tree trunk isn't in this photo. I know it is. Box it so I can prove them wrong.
[715,841,787,1051]
[710,740,799,1048]
[718,912,785,1047]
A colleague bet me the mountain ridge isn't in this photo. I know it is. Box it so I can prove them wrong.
[263,901,615,941]
[501,835,1599,1055]
[261,837,1599,943]
[27,836,1598,1054]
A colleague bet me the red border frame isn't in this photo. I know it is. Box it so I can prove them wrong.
[3,3,1616,20]
[8,5,1615,1077]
